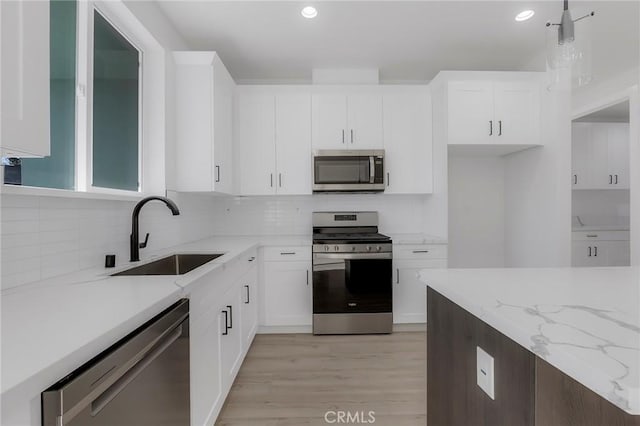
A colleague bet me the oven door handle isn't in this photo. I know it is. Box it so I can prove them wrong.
[314,252,392,260]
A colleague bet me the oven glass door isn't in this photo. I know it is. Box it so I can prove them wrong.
[313,253,392,314]
[313,156,371,184]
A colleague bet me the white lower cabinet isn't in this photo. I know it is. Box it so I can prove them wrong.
[392,244,447,324]
[262,246,312,327]
[240,265,259,351]
[571,232,630,267]
[572,240,630,267]
[220,284,243,392]
[188,248,258,426]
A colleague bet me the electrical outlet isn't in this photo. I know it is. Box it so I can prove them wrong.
[476,346,495,400]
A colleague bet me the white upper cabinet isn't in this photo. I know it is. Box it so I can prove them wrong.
[493,81,539,145]
[447,81,494,145]
[236,88,312,196]
[312,91,383,149]
[174,52,235,193]
[346,93,384,148]
[447,78,540,148]
[236,92,276,195]
[1,0,50,157]
[571,122,629,190]
[571,123,591,189]
[383,88,433,194]
[275,93,312,195]
[606,123,630,188]
[311,94,348,149]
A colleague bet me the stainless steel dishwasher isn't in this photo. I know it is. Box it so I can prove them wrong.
[42,299,190,426]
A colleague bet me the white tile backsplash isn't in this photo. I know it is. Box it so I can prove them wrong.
[0,192,218,290]
[1,191,444,290]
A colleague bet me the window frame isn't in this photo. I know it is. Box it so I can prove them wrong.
[83,2,144,195]
[2,0,166,200]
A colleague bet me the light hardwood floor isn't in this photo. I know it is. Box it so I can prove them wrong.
[215,332,426,426]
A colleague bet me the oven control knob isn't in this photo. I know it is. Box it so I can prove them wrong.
[376,246,382,252]
[324,245,330,252]
[351,246,356,252]
[334,246,339,252]
[367,246,372,252]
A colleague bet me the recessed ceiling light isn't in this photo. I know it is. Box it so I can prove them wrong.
[515,10,535,22]
[301,6,318,19]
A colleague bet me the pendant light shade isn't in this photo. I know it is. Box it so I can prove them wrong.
[546,0,595,90]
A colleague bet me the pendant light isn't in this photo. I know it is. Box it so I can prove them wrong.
[545,0,595,90]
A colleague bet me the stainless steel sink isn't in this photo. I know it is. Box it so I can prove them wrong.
[112,253,224,276]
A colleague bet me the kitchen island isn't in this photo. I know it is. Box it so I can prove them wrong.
[420,267,640,426]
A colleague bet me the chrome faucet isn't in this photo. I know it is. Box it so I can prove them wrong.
[130,196,180,262]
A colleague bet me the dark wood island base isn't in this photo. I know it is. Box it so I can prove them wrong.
[427,288,640,426]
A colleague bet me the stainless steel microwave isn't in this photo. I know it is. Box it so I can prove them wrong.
[312,150,385,192]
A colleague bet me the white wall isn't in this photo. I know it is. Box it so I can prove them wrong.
[448,156,505,268]
[504,81,572,267]
[203,194,443,238]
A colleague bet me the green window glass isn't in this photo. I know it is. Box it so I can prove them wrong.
[92,11,140,191]
[18,0,77,189]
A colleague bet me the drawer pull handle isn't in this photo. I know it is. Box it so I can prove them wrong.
[412,250,430,254]
[248,256,256,262]
[227,305,233,329]
[280,252,296,255]
[222,310,229,335]
[586,234,598,238]
[244,285,250,304]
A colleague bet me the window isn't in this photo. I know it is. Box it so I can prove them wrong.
[91,11,140,191]
[6,0,77,190]
[3,1,143,195]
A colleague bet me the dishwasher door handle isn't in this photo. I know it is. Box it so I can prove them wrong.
[90,325,183,417]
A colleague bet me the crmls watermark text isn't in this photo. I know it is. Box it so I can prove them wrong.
[324,410,376,424]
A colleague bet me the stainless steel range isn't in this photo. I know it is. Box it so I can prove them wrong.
[312,212,392,335]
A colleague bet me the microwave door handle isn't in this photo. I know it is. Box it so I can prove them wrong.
[369,157,375,184]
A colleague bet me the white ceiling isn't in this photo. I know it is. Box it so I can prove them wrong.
[156,1,639,83]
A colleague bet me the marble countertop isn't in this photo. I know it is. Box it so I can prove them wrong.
[419,267,640,415]
[0,235,261,418]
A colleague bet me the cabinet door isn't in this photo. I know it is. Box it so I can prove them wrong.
[236,92,276,195]
[220,285,243,392]
[493,81,540,145]
[606,123,630,189]
[393,259,446,323]
[571,241,607,267]
[263,261,312,326]
[212,55,235,194]
[571,123,592,188]
[347,93,384,148]
[174,53,215,192]
[190,308,223,426]
[604,240,631,266]
[240,265,259,351]
[383,90,433,194]
[312,94,348,149]
[589,124,611,189]
[1,0,50,157]
[275,93,312,195]
[447,81,494,145]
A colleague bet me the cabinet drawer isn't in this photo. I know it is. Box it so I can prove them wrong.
[263,246,311,262]
[393,244,447,260]
[572,231,630,241]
